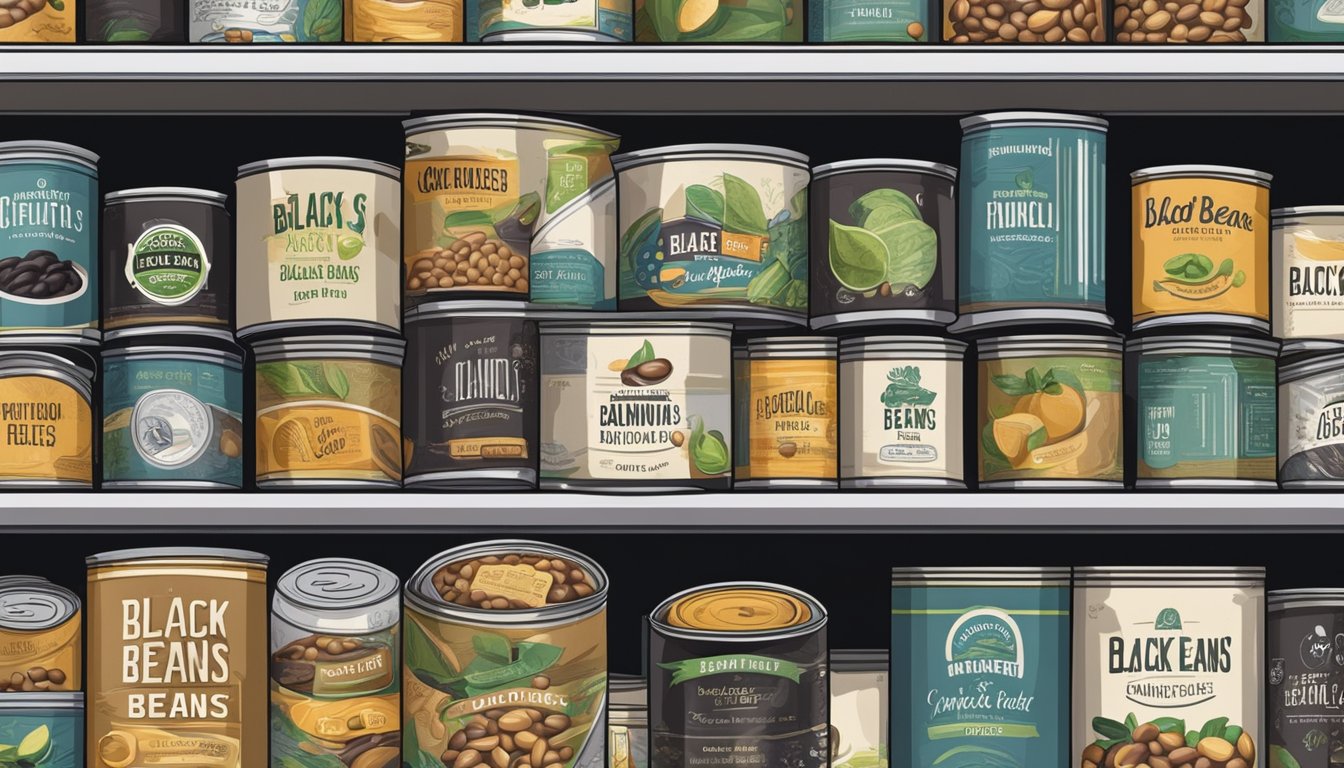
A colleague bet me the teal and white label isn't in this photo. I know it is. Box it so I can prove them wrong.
[125,224,211,306]
[817,0,926,40]
[531,178,616,310]
[0,707,82,767]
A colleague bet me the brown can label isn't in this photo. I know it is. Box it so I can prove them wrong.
[0,374,92,485]
[748,358,838,480]
[346,0,462,40]
[0,615,80,691]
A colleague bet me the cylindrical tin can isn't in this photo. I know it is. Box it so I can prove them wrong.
[0,692,82,767]
[1281,351,1344,488]
[615,145,810,326]
[810,159,956,330]
[892,568,1069,768]
[609,674,648,768]
[1268,589,1344,768]
[87,547,269,768]
[945,0,1103,39]
[977,334,1123,488]
[634,0,803,39]
[403,541,609,768]
[0,580,80,691]
[530,176,618,311]
[649,583,828,768]
[190,0,341,39]
[809,0,929,40]
[539,320,733,492]
[102,187,231,339]
[235,157,401,339]
[1273,206,1344,354]
[346,0,461,40]
[1073,567,1264,768]
[740,336,838,488]
[0,347,94,488]
[476,0,631,40]
[1116,0,1261,40]
[87,0,184,40]
[403,114,619,306]
[732,341,750,485]
[0,142,98,342]
[956,113,1109,332]
[101,340,245,489]
[403,302,539,489]
[1132,165,1272,333]
[830,650,889,768]
[839,335,965,489]
[253,334,404,488]
[1129,335,1278,488]
[271,558,400,768]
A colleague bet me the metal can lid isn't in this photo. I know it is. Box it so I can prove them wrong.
[1074,566,1265,585]
[812,158,957,181]
[0,140,99,169]
[613,144,810,172]
[251,334,406,364]
[105,187,228,206]
[237,156,400,180]
[0,348,96,395]
[274,558,400,633]
[978,334,1122,357]
[892,566,1071,585]
[651,581,827,642]
[102,341,244,368]
[1269,589,1344,609]
[87,547,269,566]
[748,336,837,358]
[960,111,1109,133]
[403,113,617,141]
[1126,335,1280,359]
[1279,350,1344,384]
[838,335,967,360]
[1131,164,1272,186]
[0,692,84,710]
[404,300,535,324]
[0,582,80,631]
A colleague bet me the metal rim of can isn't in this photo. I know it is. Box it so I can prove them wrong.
[540,319,732,338]
[0,349,95,399]
[1073,565,1265,586]
[1124,334,1280,359]
[236,156,400,181]
[838,335,966,361]
[811,309,959,331]
[1272,205,1344,220]
[1268,588,1344,609]
[103,326,236,344]
[1279,349,1344,384]
[891,566,1071,585]
[949,309,1116,335]
[1130,164,1273,186]
[104,187,228,207]
[0,692,83,709]
[608,673,648,714]
[613,144,810,173]
[251,334,406,366]
[0,582,80,631]
[959,111,1109,134]
[402,112,618,142]
[532,176,616,243]
[650,581,828,643]
[101,342,244,370]
[404,300,536,325]
[405,539,609,627]
[1280,338,1344,359]
[274,557,400,634]
[829,648,889,672]
[977,334,1122,358]
[85,546,269,566]
[0,141,99,171]
[747,336,838,358]
[480,29,624,42]
[811,158,958,182]
[239,320,399,340]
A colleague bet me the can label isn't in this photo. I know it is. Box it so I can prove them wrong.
[978,354,1122,483]
[1275,217,1344,340]
[127,226,208,304]
[1268,0,1344,40]
[1270,604,1344,768]
[0,161,96,333]
[0,0,75,40]
[960,125,1106,315]
[0,609,80,691]
[749,357,837,481]
[478,0,631,37]
[891,582,1068,768]
[87,0,183,41]
[531,180,617,310]
[255,356,402,484]
[1133,177,1268,326]
[0,709,81,767]
[815,0,926,40]
[1137,354,1275,481]
[841,357,961,483]
[634,0,803,40]
[0,374,92,485]
[189,0,341,40]
[346,0,461,39]
[1281,364,1344,483]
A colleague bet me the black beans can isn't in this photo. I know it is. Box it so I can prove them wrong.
[402,301,539,489]
[810,159,957,331]
[1270,589,1344,768]
[86,0,185,40]
[102,187,231,340]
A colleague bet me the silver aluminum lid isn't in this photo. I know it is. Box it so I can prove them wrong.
[1126,335,1280,358]
[0,692,84,710]
[1274,206,1344,219]
[403,113,616,141]
[404,300,535,324]
[237,157,400,180]
[960,112,1109,133]
[892,567,1071,585]
[839,335,966,360]
[1131,165,1273,185]
[979,334,1122,357]
[105,187,228,206]
[812,158,957,181]
[1281,351,1344,384]
[1269,589,1344,609]
[87,547,269,566]
[0,583,79,631]
[0,349,96,397]
[0,141,99,169]
[748,336,837,358]
[275,558,400,634]
[251,335,406,364]
[102,344,243,368]
[1074,566,1265,585]
[614,144,810,172]
[650,581,828,643]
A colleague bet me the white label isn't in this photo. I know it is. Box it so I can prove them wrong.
[1275,221,1344,340]
[840,357,961,482]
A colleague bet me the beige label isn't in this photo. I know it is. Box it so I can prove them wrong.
[346,0,462,40]
[470,565,554,608]
[1275,219,1344,340]
[749,358,837,480]
[0,0,74,41]
[0,374,92,485]
[840,358,961,483]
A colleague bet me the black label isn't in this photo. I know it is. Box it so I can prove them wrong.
[1270,606,1344,768]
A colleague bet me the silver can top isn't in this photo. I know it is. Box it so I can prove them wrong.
[0,582,80,632]
[274,558,401,634]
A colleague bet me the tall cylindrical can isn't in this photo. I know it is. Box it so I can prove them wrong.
[956,113,1109,332]
[740,336,838,489]
[271,559,400,768]
[87,547,268,768]
[891,568,1069,768]
[1269,589,1344,768]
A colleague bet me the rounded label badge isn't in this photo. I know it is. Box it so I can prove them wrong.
[125,224,211,306]
[132,388,213,467]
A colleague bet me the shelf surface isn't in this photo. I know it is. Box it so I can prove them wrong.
[7,45,1344,114]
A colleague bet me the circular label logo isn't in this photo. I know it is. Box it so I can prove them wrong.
[132,389,213,468]
[124,224,211,306]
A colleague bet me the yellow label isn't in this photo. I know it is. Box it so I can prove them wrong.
[748,358,837,480]
[1133,176,1269,324]
[0,0,75,41]
[469,564,553,608]
[256,406,401,483]
[404,157,518,210]
[720,232,766,261]
[0,612,81,689]
[448,436,528,459]
[347,0,462,41]
[0,375,92,485]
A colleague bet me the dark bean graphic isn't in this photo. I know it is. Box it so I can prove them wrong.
[621,358,673,387]
[0,250,82,300]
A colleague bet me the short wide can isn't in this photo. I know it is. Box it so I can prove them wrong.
[741,337,838,489]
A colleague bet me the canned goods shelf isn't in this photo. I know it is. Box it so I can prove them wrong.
[0,492,1339,531]
[9,46,1344,114]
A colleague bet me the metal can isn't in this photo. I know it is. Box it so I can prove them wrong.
[741,336,838,489]
[1269,0,1344,39]
[615,145,810,326]
[830,650,889,768]
[1117,0,1260,39]
[649,582,828,768]
[1279,350,1344,487]
[530,177,618,311]
[271,558,400,768]
[956,113,1109,332]
[1273,207,1344,354]
[101,340,245,489]
[476,0,631,40]
[87,547,268,768]
[253,334,404,488]
[1073,567,1264,768]
[811,159,956,330]
[403,541,609,768]
[633,0,803,39]
[87,0,184,39]
[1132,165,1271,332]
[346,0,460,40]
[403,302,539,489]
[1268,589,1344,768]
[0,346,94,488]
[0,692,82,767]
[891,568,1069,768]
[1129,335,1278,488]
[609,674,648,768]
[403,113,619,306]
[809,0,929,39]
[0,142,98,342]
[839,335,965,489]
[0,580,80,691]
[540,320,733,492]
[102,187,231,339]
[236,157,401,339]
[190,0,342,39]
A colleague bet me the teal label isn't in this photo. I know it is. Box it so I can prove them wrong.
[1270,0,1344,40]
[1137,354,1276,480]
[0,707,82,767]
[892,584,1068,768]
[531,247,613,309]
[102,357,244,486]
[815,0,926,40]
[0,161,97,334]
[959,124,1106,314]
[126,224,211,306]
[658,654,802,685]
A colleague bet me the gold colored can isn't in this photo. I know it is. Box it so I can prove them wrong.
[741,337,838,489]
[0,579,81,691]
[345,0,461,41]
[87,547,268,768]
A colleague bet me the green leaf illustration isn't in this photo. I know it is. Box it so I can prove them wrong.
[722,173,768,236]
